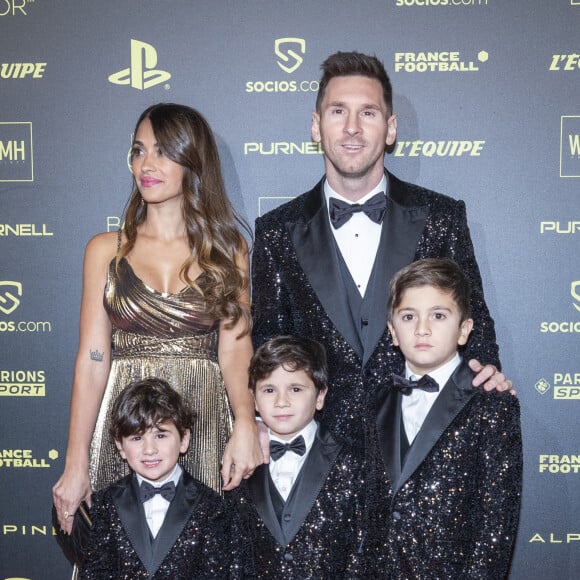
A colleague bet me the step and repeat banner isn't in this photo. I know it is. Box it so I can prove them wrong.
[1,1,578,578]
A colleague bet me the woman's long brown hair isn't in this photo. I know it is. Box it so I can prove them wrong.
[118,103,252,333]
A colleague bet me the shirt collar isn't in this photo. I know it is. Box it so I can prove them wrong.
[406,352,462,392]
[324,174,387,207]
[269,419,318,452]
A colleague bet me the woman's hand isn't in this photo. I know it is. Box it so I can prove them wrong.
[52,468,92,534]
[221,418,264,491]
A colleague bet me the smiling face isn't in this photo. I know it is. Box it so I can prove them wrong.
[130,117,185,207]
[388,285,473,376]
[253,365,327,441]
[311,75,397,200]
[115,421,190,482]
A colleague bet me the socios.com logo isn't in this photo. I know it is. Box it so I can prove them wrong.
[540,281,580,334]
[275,38,306,73]
[245,38,317,95]
[573,281,580,312]
[108,39,171,90]
[0,281,52,333]
[0,281,22,315]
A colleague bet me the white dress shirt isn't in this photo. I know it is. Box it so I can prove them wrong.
[269,420,318,501]
[401,354,462,444]
[136,464,182,538]
[325,176,387,297]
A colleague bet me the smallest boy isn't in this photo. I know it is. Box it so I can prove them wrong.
[375,258,522,578]
[80,378,234,579]
[236,336,368,578]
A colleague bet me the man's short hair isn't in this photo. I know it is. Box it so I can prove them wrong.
[316,51,393,115]
[249,336,328,394]
[109,377,195,441]
[387,258,472,323]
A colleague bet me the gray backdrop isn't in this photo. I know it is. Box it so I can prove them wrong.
[1,1,579,578]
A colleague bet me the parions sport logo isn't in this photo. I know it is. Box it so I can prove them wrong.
[0,369,46,396]
[245,38,319,94]
[535,373,580,400]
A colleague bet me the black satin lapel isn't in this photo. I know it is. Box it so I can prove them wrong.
[399,364,475,486]
[382,195,430,290]
[113,476,152,573]
[363,189,429,366]
[149,475,200,574]
[287,201,362,358]
[282,428,341,543]
[376,387,402,487]
[248,464,286,546]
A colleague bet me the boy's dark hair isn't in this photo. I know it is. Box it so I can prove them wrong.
[387,258,472,323]
[109,377,195,442]
[249,336,328,394]
[316,51,393,115]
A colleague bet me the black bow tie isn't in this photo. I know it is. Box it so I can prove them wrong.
[139,480,176,503]
[391,374,439,396]
[270,435,306,461]
[329,192,387,229]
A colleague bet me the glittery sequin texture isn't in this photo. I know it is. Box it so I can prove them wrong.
[233,441,369,579]
[370,388,522,578]
[252,175,500,451]
[80,473,239,579]
[90,258,233,493]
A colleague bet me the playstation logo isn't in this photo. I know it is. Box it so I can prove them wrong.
[108,39,171,90]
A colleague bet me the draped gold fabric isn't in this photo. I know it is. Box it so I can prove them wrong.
[89,258,232,493]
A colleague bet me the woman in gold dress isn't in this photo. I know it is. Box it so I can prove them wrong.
[52,103,263,534]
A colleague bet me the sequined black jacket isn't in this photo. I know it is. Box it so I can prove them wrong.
[372,361,522,578]
[233,425,369,578]
[252,171,500,449]
[79,471,238,579]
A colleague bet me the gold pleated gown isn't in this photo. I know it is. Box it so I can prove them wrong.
[89,258,232,493]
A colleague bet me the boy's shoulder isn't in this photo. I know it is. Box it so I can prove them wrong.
[315,425,366,481]
[452,386,521,438]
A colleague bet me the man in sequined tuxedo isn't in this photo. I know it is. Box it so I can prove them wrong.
[372,259,522,578]
[235,337,371,578]
[252,51,509,451]
[79,379,237,579]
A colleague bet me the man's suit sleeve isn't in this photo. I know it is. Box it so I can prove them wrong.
[445,200,500,368]
[251,215,295,348]
[465,395,522,577]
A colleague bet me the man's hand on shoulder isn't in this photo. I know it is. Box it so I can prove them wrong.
[469,359,516,395]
